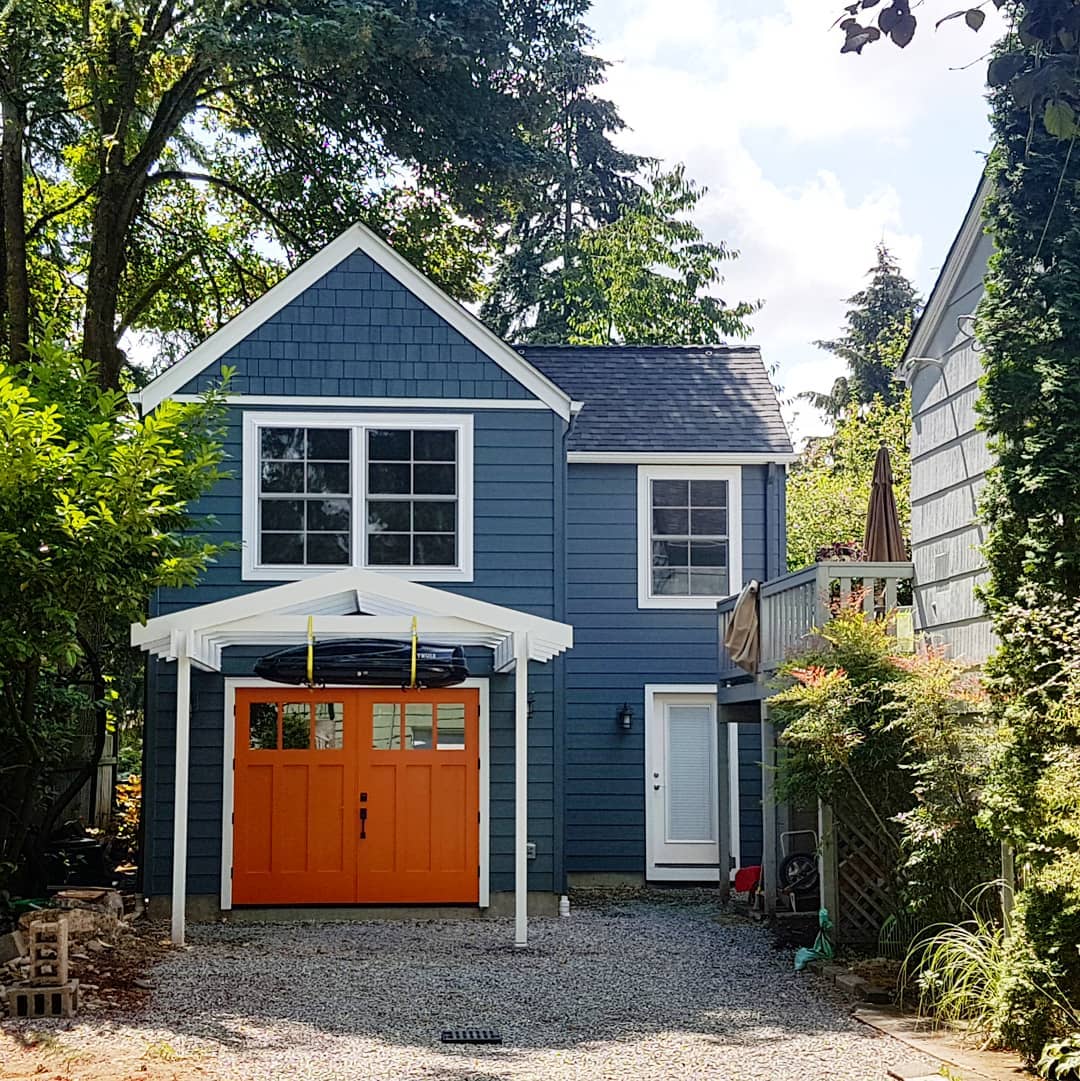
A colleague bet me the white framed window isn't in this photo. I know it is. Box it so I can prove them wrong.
[637,465,742,609]
[241,412,473,582]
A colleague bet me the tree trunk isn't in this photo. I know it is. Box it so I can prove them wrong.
[0,89,29,368]
[82,180,132,390]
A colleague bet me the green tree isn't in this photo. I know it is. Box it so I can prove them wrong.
[803,245,921,419]
[0,0,621,387]
[0,344,227,887]
[562,164,758,345]
[786,393,911,570]
[480,26,644,344]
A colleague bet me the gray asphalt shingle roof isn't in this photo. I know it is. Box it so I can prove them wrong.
[522,345,793,455]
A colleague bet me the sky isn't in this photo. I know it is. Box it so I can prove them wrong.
[584,0,1001,441]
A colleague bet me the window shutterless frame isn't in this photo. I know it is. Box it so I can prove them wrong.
[636,464,743,609]
[241,411,474,582]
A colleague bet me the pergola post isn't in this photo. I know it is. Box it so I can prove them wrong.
[717,702,731,904]
[171,642,192,946]
[760,694,777,915]
[514,630,529,948]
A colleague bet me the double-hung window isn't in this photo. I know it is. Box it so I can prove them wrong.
[637,465,742,608]
[243,413,473,581]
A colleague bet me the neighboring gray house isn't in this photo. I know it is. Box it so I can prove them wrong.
[903,176,996,665]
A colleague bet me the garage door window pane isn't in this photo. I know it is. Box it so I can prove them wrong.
[249,703,278,750]
[314,703,344,749]
[282,704,311,749]
[404,703,433,749]
[372,704,400,749]
[437,704,466,749]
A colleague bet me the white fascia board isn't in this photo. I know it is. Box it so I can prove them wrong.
[131,566,573,656]
[568,451,798,465]
[902,174,992,376]
[167,394,552,410]
[134,221,574,420]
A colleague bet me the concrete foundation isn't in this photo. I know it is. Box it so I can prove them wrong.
[147,891,560,923]
[566,872,645,889]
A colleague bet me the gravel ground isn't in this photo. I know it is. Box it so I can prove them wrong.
[2,891,938,1081]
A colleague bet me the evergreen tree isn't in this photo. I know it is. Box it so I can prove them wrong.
[480,26,644,344]
[804,245,921,418]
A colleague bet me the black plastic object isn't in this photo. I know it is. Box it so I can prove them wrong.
[440,1029,502,1045]
[254,639,469,688]
[778,851,820,896]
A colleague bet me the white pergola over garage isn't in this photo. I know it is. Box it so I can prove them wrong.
[131,567,574,948]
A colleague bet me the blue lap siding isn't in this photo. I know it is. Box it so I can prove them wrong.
[562,462,786,875]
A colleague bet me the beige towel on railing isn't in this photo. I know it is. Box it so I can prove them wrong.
[723,579,761,675]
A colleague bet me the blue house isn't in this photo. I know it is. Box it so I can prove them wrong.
[129,223,793,945]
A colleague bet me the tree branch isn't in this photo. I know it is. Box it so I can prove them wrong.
[26,184,98,241]
[116,248,197,337]
[145,168,313,251]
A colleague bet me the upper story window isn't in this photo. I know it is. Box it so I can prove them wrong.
[242,413,473,582]
[637,465,742,609]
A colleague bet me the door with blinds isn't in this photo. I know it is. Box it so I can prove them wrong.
[645,692,720,881]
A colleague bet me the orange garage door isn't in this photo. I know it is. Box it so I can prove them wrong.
[233,687,480,905]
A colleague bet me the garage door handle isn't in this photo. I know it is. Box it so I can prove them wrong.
[359,806,367,839]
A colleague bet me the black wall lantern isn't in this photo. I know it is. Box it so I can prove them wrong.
[617,702,633,731]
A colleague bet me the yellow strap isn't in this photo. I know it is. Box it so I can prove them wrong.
[410,616,418,689]
[306,615,314,685]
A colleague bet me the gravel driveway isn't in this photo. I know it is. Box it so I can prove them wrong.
[3,891,937,1081]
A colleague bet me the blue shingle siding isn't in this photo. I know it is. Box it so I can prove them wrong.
[562,463,782,875]
[525,346,793,455]
[177,251,532,400]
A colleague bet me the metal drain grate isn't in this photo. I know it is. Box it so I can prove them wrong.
[440,1028,502,1045]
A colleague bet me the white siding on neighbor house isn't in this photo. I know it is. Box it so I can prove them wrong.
[908,227,996,667]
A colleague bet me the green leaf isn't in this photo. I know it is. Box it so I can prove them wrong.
[1044,100,1077,139]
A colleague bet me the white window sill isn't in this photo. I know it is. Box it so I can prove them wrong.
[638,593,738,611]
[242,564,474,584]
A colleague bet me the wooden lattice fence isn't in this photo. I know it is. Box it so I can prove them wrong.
[819,799,898,946]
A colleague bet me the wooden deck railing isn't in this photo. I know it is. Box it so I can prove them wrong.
[717,560,914,681]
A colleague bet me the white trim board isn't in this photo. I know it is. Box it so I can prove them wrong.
[220,676,491,911]
[636,464,744,610]
[169,394,555,410]
[903,174,991,373]
[569,451,796,465]
[643,684,740,884]
[240,410,474,583]
[132,221,574,420]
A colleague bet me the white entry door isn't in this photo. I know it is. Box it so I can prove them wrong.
[646,690,736,882]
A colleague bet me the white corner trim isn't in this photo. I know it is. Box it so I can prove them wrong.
[903,174,991,373]
[636,465,743,610]
[568,451,797,465]
[240,410,474,584]
[219,676,491,912]
[133,221,574,420]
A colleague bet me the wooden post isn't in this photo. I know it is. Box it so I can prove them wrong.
[171,647,191,947]
[760,695,777,914]
[717,702,731,904]
[1001,841,1015,934]
[819,800,840,930]
[513,631,529,948]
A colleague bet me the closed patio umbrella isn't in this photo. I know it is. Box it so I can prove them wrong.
[863,445,906,562]
[723,579,761,674]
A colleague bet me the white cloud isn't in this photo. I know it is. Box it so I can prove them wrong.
[589,0,999,439]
